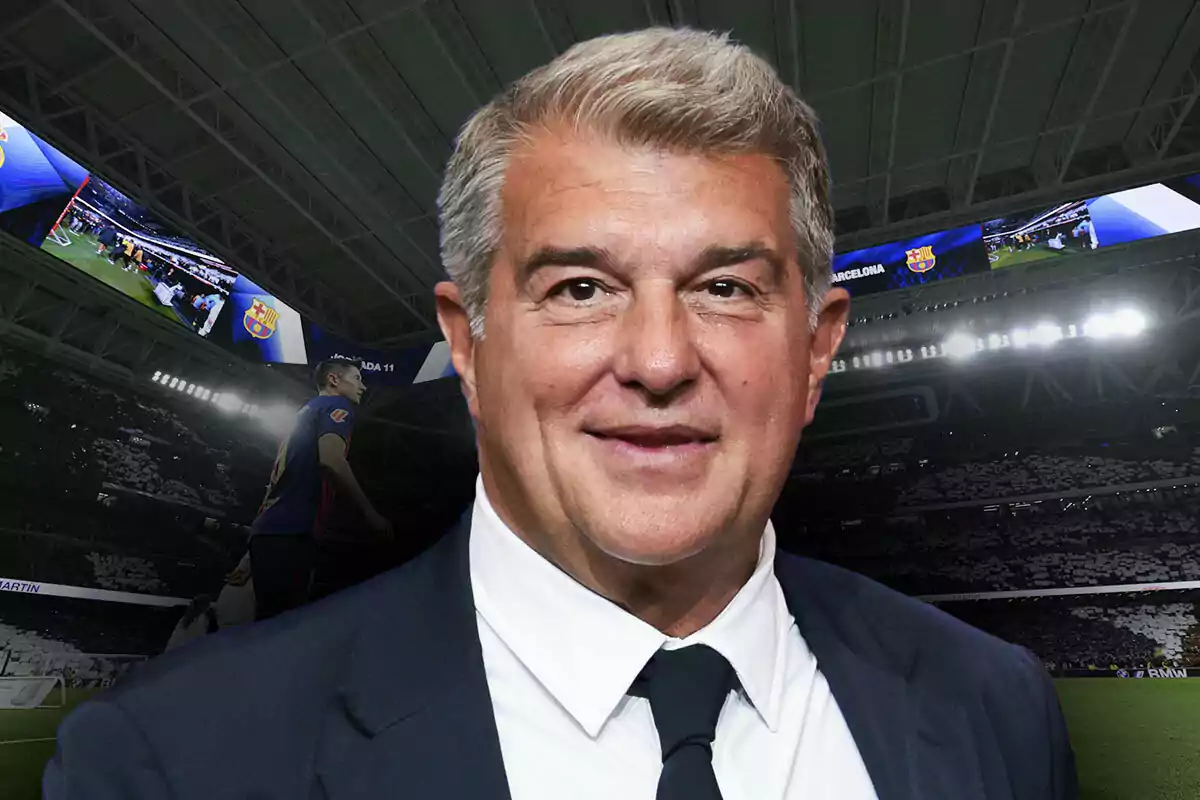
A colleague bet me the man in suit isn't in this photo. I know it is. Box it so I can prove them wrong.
[45,27,1076,800]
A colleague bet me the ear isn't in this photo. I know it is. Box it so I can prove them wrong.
[435,281,480,420]
[804,287,850,427]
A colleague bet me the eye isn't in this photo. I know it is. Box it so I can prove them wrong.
[703,279,753,299]
[549,278,605,303]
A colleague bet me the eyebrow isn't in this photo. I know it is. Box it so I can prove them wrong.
[520,246,613,277]
[518,241,787,284]
[694,243,786,282]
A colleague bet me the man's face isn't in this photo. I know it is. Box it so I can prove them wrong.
[333,366,366,405]
[438,129,847,568]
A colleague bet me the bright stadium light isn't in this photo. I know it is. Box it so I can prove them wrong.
[1085,307,1147,339]
[869,352,884,368]
[1011,328,1030,349]
[186,384,196,396]
[987,333,1003,351]
[1083,313,1118,339]
[943,332,977,360]
[161,373,172,385]
[169,377,180,389]
[1113,307,1147,337]
[215,393,243,413]
[259,404,298,438]
[152,371,162,382]
[1031,323,1063,347]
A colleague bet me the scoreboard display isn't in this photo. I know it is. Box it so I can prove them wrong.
[832,224,990,296]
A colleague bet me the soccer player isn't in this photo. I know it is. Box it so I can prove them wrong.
[248,358,391,620]
[1073,217,1099,249]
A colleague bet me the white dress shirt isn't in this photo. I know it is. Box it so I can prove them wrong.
[469,481,879,800]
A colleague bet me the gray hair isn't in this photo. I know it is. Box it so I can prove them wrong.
[438,27,834,338]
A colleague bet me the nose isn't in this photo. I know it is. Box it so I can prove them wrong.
[612,282,700,400]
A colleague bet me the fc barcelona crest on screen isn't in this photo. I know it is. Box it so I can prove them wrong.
[905,245,936,274]
[243,299,279,340]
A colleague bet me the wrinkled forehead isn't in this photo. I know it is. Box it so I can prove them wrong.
[498,130,796,268]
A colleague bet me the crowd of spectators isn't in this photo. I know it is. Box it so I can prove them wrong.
[0,345,268,607]
[773,404,1200,670]
[0,591,177,684]
[945,593,1200,670]
[787,488,1200,595]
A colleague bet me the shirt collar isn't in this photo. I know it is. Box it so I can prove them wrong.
[468,478,789,737]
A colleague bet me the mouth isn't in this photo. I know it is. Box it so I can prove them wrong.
[584,424,719,450]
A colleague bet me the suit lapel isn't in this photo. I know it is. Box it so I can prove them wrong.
[315,511,512,800]
[775,554,917,800]
[775,555,987,800]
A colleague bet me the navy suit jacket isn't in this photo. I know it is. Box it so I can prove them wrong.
[45,516,1077,799]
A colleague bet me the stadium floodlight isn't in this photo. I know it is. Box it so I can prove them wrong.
[169,377,180,389]
[259,404,298,438]
[1084,308,1147,339]
[186,384,196,396]
[1030,323,1063,347]
[215,393,243,413]
[1011,328,1030,349]
[152,371,161,382]
[1083,313,1117,340]
[869,352,884,368]
[161,373,172,385]
[1113,307,1147,337]
[852,355,861,369]
[943,332,977,360]
[987,333,1003,351]
[1113,309,1142,335]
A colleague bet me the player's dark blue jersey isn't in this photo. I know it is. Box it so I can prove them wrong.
[252,394,355,536]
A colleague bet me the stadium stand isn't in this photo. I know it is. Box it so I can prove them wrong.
[0,343,272,668]
[0,591,177,686]
[946,593,1200,671]
[776,402,1200,672]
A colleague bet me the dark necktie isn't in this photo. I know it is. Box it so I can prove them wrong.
[630,644,734,800]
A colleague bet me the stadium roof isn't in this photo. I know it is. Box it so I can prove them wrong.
[2,0,1200,349]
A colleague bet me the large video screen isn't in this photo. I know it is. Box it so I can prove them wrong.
[985,176,1200,270]
[983,200,1096,269]
[206,275,309,365]
[305,326,454,386]
[0,106,307,362]
[832,223,990,295]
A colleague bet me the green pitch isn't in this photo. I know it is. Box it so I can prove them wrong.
[989,245,1069,270]
[0,688,97,800]
[40,231,180,325]
[1056,678,1200,800]
[0,680,1197,798]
